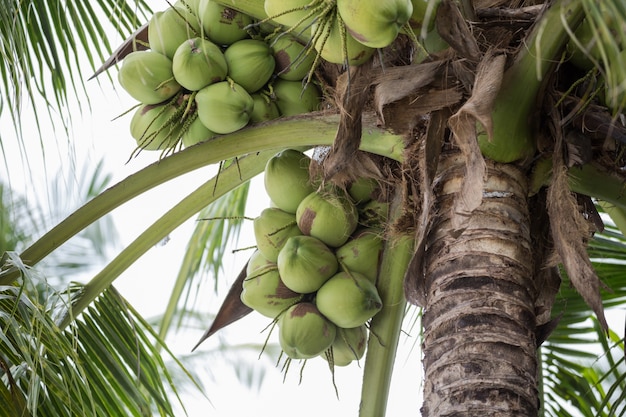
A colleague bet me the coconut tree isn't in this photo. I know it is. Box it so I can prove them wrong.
[1,0,626,416]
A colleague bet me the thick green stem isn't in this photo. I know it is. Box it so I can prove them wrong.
[567,163,626,209]
[531,158,626,210]
[359,191,414,417]
[479,0,586,162]
[0,114,403,284]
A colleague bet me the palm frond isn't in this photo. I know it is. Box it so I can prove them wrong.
[0,183,31,254]
[542,318,625,417]
[541,214,626,416]
[1,158,119,283]
[158,177,250,339]
[0,253,201,417]
[0,0,151,165]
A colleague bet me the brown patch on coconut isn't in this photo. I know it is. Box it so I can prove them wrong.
[273,279,301,300]
[289,302,316,318]
[297,208,316,236]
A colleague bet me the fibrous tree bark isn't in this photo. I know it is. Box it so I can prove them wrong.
[420,150,539,416]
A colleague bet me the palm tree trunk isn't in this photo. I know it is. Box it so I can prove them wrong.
[421,150,538,416]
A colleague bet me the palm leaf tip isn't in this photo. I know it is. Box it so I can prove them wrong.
[192,262,252,351]
[89,23,149,80]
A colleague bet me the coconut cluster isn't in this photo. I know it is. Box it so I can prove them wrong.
[117,0,322,152]
[265,0,417,66]
[242,149,389,366]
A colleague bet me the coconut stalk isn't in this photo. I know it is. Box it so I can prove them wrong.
[479,0,587,163]
[0,114,403,285]
[530,157,626,210]
[359,190,414,417]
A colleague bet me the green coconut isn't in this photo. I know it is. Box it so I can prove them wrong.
[277,235,338,294]
[118,51,182,104]
[195,81,254,134]
[296,187,358,247]
[253,207,303,262]
[337,0,413,48]
[181,115,216,147]
[335,230,383,283]
[279,302,337,359]
[149,6,201,58]
[326,325,368,366]
[272,79,322,116]
[264,0,317,29]
[241,265,302,319]
[358,198,390,229]
[250,92,281,123]
[271,34,317,81]
[246,249,276,275]
[316,271,382,328]
[264,149,315,213]
[310,13,375,66]
[224,39,276,93]
[130,102,182,150]
[348,176,379,205]
[197,0,253,46]
[172,37,228,91]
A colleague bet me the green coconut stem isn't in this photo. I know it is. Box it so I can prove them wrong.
[57,150,274,329]
[530,157,626,211]
[359,192,414,417]
[597,202,626,243]
[567,163,626,209]
[0,114,403,285]
[479,0,586,162]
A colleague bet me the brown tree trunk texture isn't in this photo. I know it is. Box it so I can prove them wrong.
[421,150,538,416]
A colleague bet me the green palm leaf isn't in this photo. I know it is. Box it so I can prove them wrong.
[1,158,118,284]
[0,0,151,157]
[541,218,626,416]
[159,178,250,339]
[0,255,200,416]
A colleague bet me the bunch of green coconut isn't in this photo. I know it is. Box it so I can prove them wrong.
[242,149,389,366]
[264,0,430,66]
[117,0,322,152]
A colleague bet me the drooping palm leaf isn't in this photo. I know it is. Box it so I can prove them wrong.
[0,0,151,147]
[542,318,625,417]
[159,178,251,339]
[541,218,626,416]
[1,158,118,283]
[0,253,200,417]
